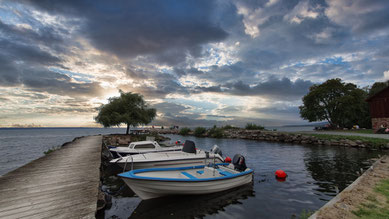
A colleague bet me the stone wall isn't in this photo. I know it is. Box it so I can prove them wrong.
[372,117,389,132]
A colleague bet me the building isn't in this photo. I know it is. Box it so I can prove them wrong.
[366,86,389,131]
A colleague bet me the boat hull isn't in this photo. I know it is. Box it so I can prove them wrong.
[116,157,223,170]
[120,167,253,200]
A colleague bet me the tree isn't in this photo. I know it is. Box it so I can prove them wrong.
[299,78,370,128]
[95,90,156,134]
[368,80,389,97]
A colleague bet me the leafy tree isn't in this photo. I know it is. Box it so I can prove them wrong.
[368,80,389,97]
[299,78,370,128]
[95,90,156,134]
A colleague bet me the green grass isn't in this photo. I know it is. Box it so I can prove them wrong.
[332,129,375,134]
[303,133,389,149]
[352,179,389,218]
[44,147,59,155]
[299,209,315,219]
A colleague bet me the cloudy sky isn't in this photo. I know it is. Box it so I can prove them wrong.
[0,0,389,127]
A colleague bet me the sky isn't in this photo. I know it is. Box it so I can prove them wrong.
[0,0,389,128]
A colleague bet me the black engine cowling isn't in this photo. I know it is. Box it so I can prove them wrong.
[232,154,247,172]
[182,140,196,154]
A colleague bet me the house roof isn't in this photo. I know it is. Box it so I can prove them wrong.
[366,86,389,102]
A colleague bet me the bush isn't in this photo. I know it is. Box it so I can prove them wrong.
[208,126,224,138]
[222,125,240,130]
[194,127,207,137]
[179,127,191,135]
[245,123,265,130]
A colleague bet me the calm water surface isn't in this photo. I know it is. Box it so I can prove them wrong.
[0,127,126,175]
[102,134,386,219]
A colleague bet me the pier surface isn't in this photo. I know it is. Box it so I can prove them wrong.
[0,135,102,218]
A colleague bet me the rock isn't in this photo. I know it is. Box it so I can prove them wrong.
[345,140,358,147]
[324,140,331,146]
[355,140,363,145]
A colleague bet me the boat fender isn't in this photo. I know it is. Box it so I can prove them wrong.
[224,156,232,163]
[275,169,287,179]
[232,154,247,172]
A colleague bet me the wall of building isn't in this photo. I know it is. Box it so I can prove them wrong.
[372,117,389,131]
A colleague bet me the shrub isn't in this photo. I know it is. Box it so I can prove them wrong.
[245,123,265,130]
[194,127,207,137]
[208,126,224,138]
[222,125,240,130]
[179,127,191,135]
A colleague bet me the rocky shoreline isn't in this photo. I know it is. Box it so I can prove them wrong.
[155,129,389,149]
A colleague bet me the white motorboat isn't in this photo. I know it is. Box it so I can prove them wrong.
[118,154,253,200]
[109,140,182,157]
[110,140,224,170]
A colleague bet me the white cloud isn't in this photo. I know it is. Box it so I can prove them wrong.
[284,1,320,24]
[384,70,389,80]
[265,0,280,7]
[325,0,385,30]
[235,3,268,38]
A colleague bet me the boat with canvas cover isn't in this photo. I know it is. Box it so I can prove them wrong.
[109,140,182,157]
[110,140,224,170]
[118,154,253,200]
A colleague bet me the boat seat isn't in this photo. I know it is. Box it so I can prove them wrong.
[217,169,233,176]
[196,170,204,174]
[181,171,197,179]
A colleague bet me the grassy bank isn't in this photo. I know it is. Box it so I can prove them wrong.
[331,129,375,134]
[352,178,389,218]
[303,133,389,149]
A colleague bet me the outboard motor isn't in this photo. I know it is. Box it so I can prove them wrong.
[210,145,222,157]
[182,140,196,154]
[232,154,247,172]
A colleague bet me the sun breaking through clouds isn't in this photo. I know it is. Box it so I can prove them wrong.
[1,0,389,127]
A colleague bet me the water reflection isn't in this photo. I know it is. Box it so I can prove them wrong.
[303,147,380,198]
[130,184,254,219]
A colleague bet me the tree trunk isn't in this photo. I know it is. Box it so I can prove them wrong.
[126,124,130,135]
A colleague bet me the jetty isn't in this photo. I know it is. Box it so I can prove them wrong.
[0,135,102,218]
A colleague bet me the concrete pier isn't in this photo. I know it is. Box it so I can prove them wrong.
[0,135,102,218]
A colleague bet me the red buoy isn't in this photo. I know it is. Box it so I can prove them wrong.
[275,169,287,179]
[224,156,232,163]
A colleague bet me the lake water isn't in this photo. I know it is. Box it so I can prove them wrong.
[0,127,126,175]
[1,128,385,218]
[102,134,386,219]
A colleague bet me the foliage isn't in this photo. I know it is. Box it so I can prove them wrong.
[305,133,389,149]
[179,127,191,135]
[299,78,370,128]
[194,127,207,137]
[208,125,224,138]
[245,123,265,130]
[222,125,240,130]
[44,146,59,155]
[299,209,315,219]
[95,90,156,134]
[368,80,389,97]
[352,179,389,218]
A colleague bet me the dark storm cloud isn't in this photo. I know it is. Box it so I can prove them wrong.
[151,102,189,117]
[194,77,313,99]
[23,0,228,64]
[227,77,312,99]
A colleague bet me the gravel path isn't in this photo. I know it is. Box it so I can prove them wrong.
[298,131,389,140]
